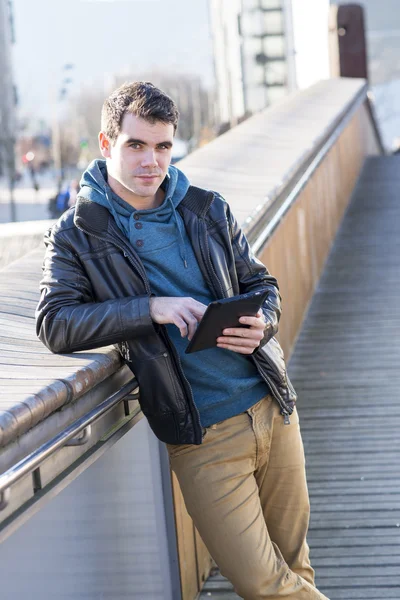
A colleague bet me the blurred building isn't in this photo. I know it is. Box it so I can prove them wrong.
[329,0,400,86]
[330,0,400,150]
[210,0,330,129]
[209,0,293,127]
[0,0,16,179]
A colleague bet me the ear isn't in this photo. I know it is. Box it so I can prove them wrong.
[99,132,112,158]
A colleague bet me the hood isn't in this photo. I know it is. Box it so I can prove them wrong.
[78,158,191,267]
[79,159,190,211]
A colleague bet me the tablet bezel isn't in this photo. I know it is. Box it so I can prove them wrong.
[185,290,269,354]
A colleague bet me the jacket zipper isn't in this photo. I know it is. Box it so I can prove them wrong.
[76,223,204,443]
[252,357,292,424]
[202,220,225,299]
[199,219,224,300]
[160,329,203,443]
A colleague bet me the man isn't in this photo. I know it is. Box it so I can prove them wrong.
[36,82,329,600]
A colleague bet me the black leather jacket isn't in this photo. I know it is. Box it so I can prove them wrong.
[36,186,297,445]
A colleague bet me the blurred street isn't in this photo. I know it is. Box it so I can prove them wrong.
[0,175,55,223]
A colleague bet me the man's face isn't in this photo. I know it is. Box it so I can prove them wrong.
[100,113,174,200]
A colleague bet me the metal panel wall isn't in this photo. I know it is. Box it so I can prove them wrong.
[0,418,180,600]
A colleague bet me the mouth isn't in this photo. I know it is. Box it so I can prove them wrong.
[136,174,160,180]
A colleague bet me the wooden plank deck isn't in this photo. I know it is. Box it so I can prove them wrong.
[199,156,400,599]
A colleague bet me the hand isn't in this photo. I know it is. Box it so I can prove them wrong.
[150,297,207,340]
[216,310,266,354]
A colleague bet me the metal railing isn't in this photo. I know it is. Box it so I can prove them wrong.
[0,378,139,511]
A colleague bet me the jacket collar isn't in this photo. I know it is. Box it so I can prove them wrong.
[74,196,110,236]
[74,184,215,236]
[179,186,214,218]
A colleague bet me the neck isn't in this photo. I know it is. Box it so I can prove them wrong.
[107,174,165,210]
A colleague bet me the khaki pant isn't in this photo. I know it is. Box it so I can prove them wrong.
[167,395,329,600]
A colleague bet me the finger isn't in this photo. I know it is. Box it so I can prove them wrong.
[222,327,263,340]
[222,326,250,338]
[217,342,254,354]
[177,298,206,316]
[173,316,188,338]
[217,336,259,348]
[238,316,265,329]
[193,308,207,320]
[183,312,199,340]
[184,302,207,320]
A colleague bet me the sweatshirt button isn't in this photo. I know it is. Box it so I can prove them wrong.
[135,222,143,229]
[136,239,144,247]
[134,213,140,220]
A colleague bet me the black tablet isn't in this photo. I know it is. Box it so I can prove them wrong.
[185,290,270,354]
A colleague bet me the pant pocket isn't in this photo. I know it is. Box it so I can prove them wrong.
[166,426,209,459]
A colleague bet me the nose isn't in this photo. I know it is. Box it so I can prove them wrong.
[141,149,158,168]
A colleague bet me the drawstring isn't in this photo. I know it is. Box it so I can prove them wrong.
[169,197,188,268]
[105,188,131,240]
[104,176,189,270]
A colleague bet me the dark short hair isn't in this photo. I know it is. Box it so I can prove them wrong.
[101,81,179,143]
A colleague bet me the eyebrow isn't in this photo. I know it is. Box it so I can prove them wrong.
[125,138,173,148]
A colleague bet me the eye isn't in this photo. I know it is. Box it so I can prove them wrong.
[158,144,170,150]
[130,143,141,149]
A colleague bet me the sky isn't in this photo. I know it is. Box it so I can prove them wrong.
[12,0,214,121]
[11,0,400,149]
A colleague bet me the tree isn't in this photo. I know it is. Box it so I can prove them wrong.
[64,71,217,163]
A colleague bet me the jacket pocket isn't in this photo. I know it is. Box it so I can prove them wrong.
[134,353,187,416]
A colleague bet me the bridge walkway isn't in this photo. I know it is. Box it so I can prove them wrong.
[200,157,400,600]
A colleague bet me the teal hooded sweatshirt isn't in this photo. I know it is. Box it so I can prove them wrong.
[79,159,269,427]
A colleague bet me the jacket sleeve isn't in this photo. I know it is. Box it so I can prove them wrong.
[226,203,282,348]
[35,227,155,354]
